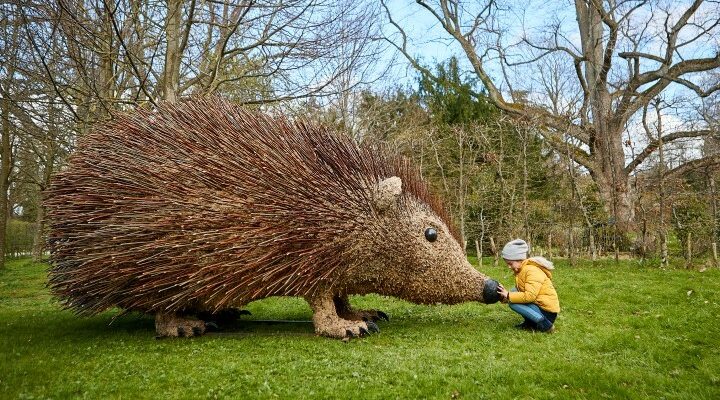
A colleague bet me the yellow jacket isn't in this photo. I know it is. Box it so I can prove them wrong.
[508,257,560,313]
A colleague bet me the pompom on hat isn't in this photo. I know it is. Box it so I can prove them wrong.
[501,239,529,261]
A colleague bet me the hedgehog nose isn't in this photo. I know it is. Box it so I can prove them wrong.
[482,279,501,304]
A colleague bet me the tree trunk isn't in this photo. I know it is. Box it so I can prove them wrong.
[32,105,58,262]
[521,128,529,240]
[547,234,552,258]
[163,0,183,103]
[710,174,718,244]
[593,157,634,232]
[32,203,45,262]
[567,211,575,266]
[457,128,467,250]
[658,117,668,268]
[99,5,116,118]
[641,215,647,260]
[478,207,486,268]
[0,81,10,269]
[576,0,635,233]
[0,12,18,269]
[685,231,692,268]
[660,231,668,267]
[490,237,498,267]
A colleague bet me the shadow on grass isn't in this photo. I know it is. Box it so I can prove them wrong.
[13,305,507,342]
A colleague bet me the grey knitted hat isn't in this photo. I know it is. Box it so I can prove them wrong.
[501,239,529,261]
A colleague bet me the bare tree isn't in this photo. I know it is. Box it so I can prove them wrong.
[641,98,670,266]
[0,4,23,268]
[24,0,386,111]
[10,0,387,258]
[16,96,68,262]
[383,0,720,233]
[0,66,12,268]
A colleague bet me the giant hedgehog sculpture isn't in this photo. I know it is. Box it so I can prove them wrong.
[46,97,500,339]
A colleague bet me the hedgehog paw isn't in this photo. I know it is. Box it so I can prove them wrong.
[155,313,206,338]
[318,320,379,340]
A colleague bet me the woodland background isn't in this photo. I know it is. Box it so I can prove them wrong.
[2,0,719,268]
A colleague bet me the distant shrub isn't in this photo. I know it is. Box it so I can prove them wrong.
[5,219,35,258]
[672,193,714,257]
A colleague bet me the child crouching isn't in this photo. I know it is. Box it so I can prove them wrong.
[496,239,559,333]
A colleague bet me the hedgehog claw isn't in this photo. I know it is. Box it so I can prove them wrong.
[366,321,380,333]
[359,326,369,336]
[377,311,389,321]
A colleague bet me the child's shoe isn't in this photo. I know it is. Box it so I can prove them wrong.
[514,320,534,330]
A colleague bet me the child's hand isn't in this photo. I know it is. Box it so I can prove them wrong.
[496,284,509,302]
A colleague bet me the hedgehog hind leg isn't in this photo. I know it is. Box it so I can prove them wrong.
[333,295,389,323]
[154,313,206,338]
[306,293,379,340]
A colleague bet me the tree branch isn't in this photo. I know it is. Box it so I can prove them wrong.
[20,8,81,122]
[414,0,513,113]
[618,51,666,64]
[625,129,715,174]
[104,0,157,107]
[665,0,704,63]
[619,53,720,123]
[664,153,720,179]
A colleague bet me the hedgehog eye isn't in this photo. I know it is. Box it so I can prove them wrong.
[424,227,437,242]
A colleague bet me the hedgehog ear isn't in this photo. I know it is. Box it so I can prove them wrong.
[374,176,402,211]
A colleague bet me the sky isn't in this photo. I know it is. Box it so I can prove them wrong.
[376,0,719,171]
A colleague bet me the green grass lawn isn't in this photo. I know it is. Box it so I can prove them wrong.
[1,257,719,399]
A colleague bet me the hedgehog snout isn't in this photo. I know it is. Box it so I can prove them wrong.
[481,279,501,304]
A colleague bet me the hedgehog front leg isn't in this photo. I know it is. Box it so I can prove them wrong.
[333,295,389,323]
[306,292,379,339]
[154,313,206,338]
